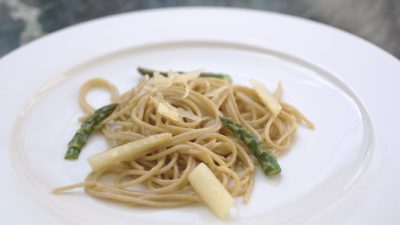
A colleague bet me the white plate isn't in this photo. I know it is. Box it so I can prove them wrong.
[1,8,399,225]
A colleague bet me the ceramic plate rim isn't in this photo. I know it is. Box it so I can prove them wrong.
[1,7,399,225]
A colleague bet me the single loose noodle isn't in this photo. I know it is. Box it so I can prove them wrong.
[54,70,313,208]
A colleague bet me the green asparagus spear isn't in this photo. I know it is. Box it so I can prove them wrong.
[220,117,281,176]
[137,67,232,83]
[137,67,168,77]
[65,103,118,160]
[198,73,232,83]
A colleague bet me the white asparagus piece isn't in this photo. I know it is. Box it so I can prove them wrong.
[88,133,172,171]
[188,163,234,219]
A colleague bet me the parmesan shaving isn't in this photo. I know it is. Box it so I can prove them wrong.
[172,69,202,98]
[150,69,202,95]
[152,72,173,88]
[250,80,282,116]
[173,69,202,83]
[158,102,182,122]
[177,108,205,121]
[150,96,182,122]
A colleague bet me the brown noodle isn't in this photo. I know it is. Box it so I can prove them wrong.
[53,72,313,208]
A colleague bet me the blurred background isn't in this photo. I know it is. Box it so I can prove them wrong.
[0,0,399,58]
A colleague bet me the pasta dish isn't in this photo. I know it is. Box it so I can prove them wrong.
[53,67,313,219]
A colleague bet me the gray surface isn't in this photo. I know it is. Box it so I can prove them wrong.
[0,0,399,58]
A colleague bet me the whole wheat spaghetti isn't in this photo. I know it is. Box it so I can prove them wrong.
[54,69,313,208]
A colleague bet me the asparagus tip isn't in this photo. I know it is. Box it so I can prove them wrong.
[64,148,79,160]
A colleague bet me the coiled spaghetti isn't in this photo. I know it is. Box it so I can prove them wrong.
[54,70,313,208]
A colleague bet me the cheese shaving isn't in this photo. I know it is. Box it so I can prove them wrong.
[157,101,182,122]
[152,72,173,88]
[177,108,205,121]
[173,69,202,83]
[250,80,282,116]
[150,96,182,122]
[150,70,202,95]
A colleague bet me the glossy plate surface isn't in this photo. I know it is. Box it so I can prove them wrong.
[0,8,399,225]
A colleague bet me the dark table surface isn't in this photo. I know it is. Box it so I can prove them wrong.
[1,0,399,58]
